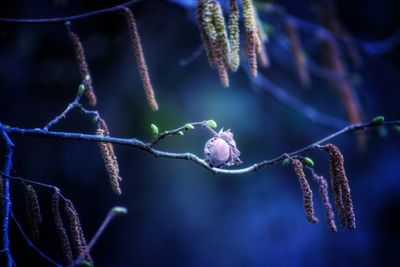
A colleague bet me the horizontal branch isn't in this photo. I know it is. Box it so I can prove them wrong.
[0,0,140,24]
[2,119,398,175]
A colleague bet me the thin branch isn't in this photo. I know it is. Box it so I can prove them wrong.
[251,72,348,129]
[10,210,62,267]
[0,126,14,267]
[44,89,84,131]
[0,173,68,202]
[0,0,141,24]
[2,120,398,175]
[69,207,127,267]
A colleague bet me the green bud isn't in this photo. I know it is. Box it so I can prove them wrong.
[282,158,290,166]
[371,116,385,125]
[184,123,195,130]
[78,84,85,95]
[177,131,184,136]
[206,120,217,129]
[78,260,93,267]
[112,206,128,216]
[150,124,159,136]
[303,157,314,167]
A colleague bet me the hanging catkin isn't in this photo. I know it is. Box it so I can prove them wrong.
[51,189,73,265]
[292,160,319,224]
[67,26,97,106]
[24,185,42,239]
[228,0,240,72]
[324,144,355,229]
[64,199,93,263]
[242,0,259,77]
[121,7,159,111]
[97,119,122,195]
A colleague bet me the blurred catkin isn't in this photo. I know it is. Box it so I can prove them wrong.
[292,160,319,224]
[324,144,355,229]
[67,27,97,107]
[285,17,310,87]
[24,185,42,240]
[122,7,159,111]
[254,8,269,68]
[51,189,73,265]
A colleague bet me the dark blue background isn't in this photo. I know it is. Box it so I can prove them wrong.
[0,0,399,266]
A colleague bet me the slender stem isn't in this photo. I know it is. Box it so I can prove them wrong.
[0,173,68,202]
[2,120,398,175]
[0,125,14,267]
[0,0,141,24]
[69,208,124,267]
[44,92,83,131]
[251,73,348,129]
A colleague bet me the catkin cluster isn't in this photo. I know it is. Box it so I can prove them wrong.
[196,0,268,86]
[324,143,355,229]
[290,144,355,231]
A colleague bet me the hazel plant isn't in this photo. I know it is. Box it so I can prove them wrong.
[0,1,399,266]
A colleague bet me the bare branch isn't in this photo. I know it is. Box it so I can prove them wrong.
[2,119,398,175]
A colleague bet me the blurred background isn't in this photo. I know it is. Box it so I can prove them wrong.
[0,0,399,266]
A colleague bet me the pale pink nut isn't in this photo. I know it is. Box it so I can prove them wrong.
[204,129,242,168]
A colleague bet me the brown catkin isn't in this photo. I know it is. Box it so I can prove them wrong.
[319,0,362,67]
[24,185,42,240]
[197,0,216,67]
[311,173,337,232]
[228,0,240,72]
[197,0,229,87]
[211,1,231,68]
[319,35,365,150]
[242,0,258,77]
[97,119,122,195]
[292,160,319,224]
[51,189,73,265]
[122,7,159,111]
[324,144,356,230]
[67,28,97,107]
[64,199,93,263]
[285,17,310,88]
[254,8,270,68]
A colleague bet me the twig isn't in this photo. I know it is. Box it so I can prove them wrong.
[0,173,68,202]
[0,0,141,24]
[44,89,84,131]
[251,72,348,129]
[69,207,127,267]
[179,45,203,66]
[2,120,398,175]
